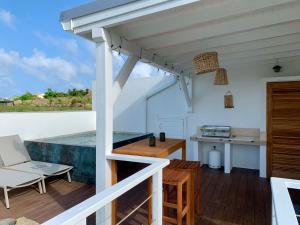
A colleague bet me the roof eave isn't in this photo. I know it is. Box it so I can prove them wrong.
[61,0,200,37]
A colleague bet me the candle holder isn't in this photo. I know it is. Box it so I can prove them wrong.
[149,136,156,147]
[159,132,166,142]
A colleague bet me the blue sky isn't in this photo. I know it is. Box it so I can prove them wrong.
[0,1,164,98]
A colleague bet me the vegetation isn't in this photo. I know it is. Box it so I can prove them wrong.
[44,88,59,99]
[15,92,36,101]
[0,105,92,112]
[1,88,92,112]
[68,88,89,97]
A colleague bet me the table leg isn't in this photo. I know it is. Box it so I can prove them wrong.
[182,142,186,160]
[111,160,117,225]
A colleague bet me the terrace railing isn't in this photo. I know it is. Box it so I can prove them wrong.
[42,153,169,225]
[271,177,300,225]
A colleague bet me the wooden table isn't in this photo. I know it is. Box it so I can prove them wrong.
[111,138,186,225]
[112,138,186,159]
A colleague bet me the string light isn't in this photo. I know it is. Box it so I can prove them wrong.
[105,29,186,78]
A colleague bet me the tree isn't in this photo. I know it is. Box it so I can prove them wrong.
[67,88,89,97]
[44,88,58,99]
[16,92,34,101]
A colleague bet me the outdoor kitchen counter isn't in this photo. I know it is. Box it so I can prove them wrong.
[191,129,266,178]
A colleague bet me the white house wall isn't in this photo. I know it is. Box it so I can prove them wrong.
[0,111,96,140]
[113,76,164,133]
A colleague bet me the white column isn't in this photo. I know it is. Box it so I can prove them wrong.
[272,198,277,225]
[92,80,96,110]
[93,28,113,225]
[260,145,267,178]
[224,143,232,173]
[192,141,199,161]
[152,170,163,225]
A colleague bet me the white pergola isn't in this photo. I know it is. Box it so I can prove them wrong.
[56,0,300,224]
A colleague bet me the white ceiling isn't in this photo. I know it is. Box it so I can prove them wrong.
[108,0,300,72]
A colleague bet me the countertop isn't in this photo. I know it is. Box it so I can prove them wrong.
[190,135,266,146]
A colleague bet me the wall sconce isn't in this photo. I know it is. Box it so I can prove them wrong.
[224,91,234,108]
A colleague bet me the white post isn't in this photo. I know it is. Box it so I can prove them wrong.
[224,143,232,173]
[260,145,267,178]
[192,141,199,161]
[92,80,96,111]
[93,27,113,225]
[272,197,277,225]
[152,170,163,225]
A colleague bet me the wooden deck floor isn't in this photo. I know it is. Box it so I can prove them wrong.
[0,166,271,225]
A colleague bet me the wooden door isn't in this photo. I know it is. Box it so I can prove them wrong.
[267,81,300,179]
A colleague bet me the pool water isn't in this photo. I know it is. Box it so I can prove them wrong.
[38,131,148,147]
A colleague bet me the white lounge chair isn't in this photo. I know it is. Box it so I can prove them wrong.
[0,168,43,209]
[0,135,73,193]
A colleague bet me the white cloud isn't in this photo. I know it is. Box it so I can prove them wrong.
[22,49,77,81]
[34,32,79,55]
[0,48,93,85]
[84,41,95,57]
[0,9,16,30]
[0,48,18,66]
[79,63,94,76]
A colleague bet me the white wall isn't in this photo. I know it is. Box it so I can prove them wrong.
[0,111,96,140]
[113,76,164,133]
[147,59,300,169]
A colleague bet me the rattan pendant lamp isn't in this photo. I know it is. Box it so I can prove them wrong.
[193,51,229,85]
[214,68,228,85]
[193,52,219,74]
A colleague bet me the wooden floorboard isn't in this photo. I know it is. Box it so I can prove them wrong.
[0,178,95,223]
[0,166,271,225]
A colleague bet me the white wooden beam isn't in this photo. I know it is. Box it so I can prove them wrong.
[113,55,138,103]
[183,53,300,74]
[92,27,113,225]
[179,75,192,112]
[165,33,300,63]
[171,41,300,66]
[114,0,295,40]
[155,21,300,56]
[136,2,300,49]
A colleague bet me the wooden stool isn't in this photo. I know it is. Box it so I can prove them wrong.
[163,168,191,225]
[168,159,201,225]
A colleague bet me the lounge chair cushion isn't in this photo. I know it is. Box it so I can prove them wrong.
[0,219,16,225]
[16,217,39,225]
[0,135,31,167]
[0,168,41,188]
[7,161,72,176]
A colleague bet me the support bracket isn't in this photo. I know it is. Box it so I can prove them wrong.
[113,55,138,103]
[179,75,192,112]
